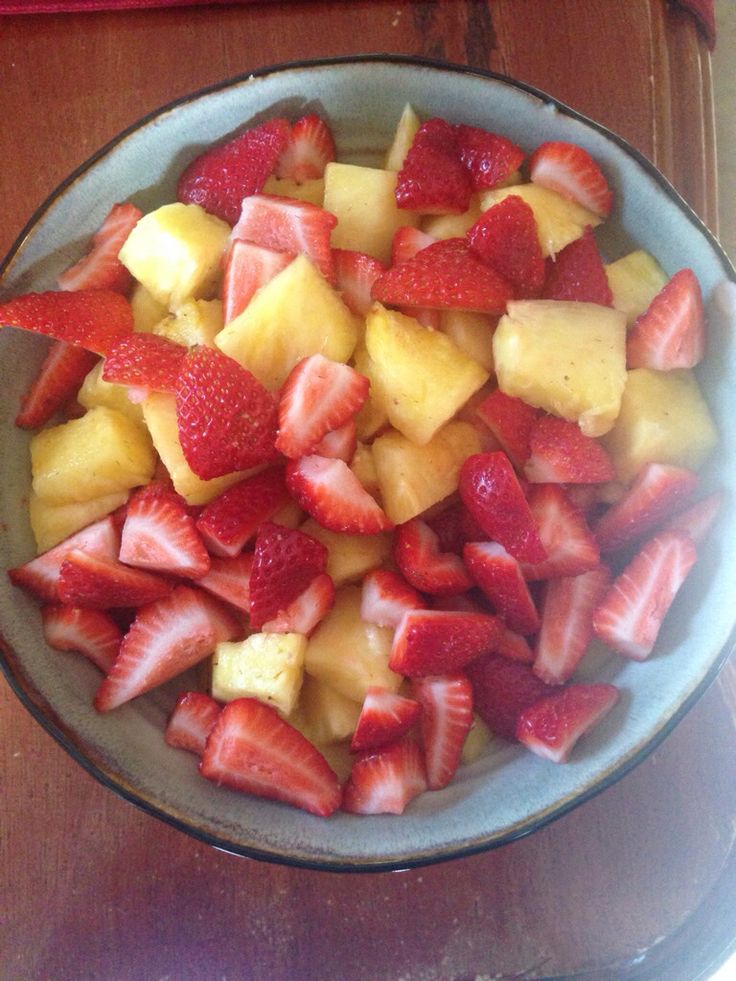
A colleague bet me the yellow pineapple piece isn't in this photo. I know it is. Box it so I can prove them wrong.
[295,674,362,745]
[480,184,601,257]
[119,202,230,307]
[300,518,391,587]
[29,490,128,553]
[384,102,421,171]
[351,441,381,498]
[130,283,168,333]
[212,633,306,717]
[421,195,483,239]
[31,406,155,505]
[440,310,496,372]
[270,498,304,529]
[215,254,360,391]
[77,361,144,424]
[153,299,223,348]
[605,250,669,326]
[461,714,493,765]
[493,299,627,437]
[262,175,325,206]
[351,343,389,441]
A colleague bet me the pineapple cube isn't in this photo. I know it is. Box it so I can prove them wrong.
[77,361,144,423]
[296,674,362,745]
[365,303,489,445]
[351,343,389,441]
[130,283,168,333]
[480,184,601,257]
[371,421,482,525]
[31,406,155,505]
[421,195,483,239]
[440,310,496,372]
[153,298,223,348]
[215,254,360,391]
[300,518,391,587]
[351,441,381,498]
[29,490,128,553]
[384,102,421,171]
[262,175,325,206]
[323,162,419,264]
[601,368,718,482]
[461,714,493,765]
[605,250,669,326]
[493,300,627,437]
[119,202,230,307]
[212,633,306,717]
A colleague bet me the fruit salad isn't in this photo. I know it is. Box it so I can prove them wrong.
[1,103,721,819]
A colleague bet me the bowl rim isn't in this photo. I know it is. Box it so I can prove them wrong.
[1,53,735,873]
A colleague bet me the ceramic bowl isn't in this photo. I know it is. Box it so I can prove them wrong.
[1,56,735,871]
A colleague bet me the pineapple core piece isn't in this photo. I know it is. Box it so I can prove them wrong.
[211,633,306,717]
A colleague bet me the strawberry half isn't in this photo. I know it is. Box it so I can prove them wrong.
[391,226,437,266]
[247,521,328,630]
[195,466,289,558]
[197,553,254,613]
[412,674,473,790]
[332,249,387,316]
[360,569,425,629]
[664,490,722,545]
[200,696,342,816]
[285,455,393,535]
[15,340,98,429]
[523,414,616,484]
[466,652,553,740]
[41,604,123,674]
[311,418,358,462]
[542,226,613,305]
[261,572,335,636]
[57,202,143,293]
[466,194,545,297]
[463,541,540,636]
[390,609,503,677]
[395,117,472,215]
[102,332,187,393]
[350,687,422,753]
[521,484,601,580]
[276,113,336,183]
[454,124,525,191]
[626,268,705,370]
[424,503,487,557]
[165,690,222,755]
[516,683,620,762]
[222,239,294,324]
[529,141,613,218]
[393,518,473,597]
[474,389,539,469]
[342,739,427,815]
[58,550,174,609]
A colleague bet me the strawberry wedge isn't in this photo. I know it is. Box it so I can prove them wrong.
[57,201,143,293]
[58,550,174,609]
[467,652,553,741]
[0,289,133,355]
[195,465,289,558]
[119,484,211,580]
[247,521,328,630]
[463,541,540,636]
[41,605,123,674]
[342,739,428,815]
[395,117,472,215]
[390,609,504,677]
[393,517,473,597]
[529,140,613,218]
[222,239,294,324]
[516,683,620,763]
[15,340,98,430]
[276,113,336,183]
[285,455,393,535]
[102,333,187,394]
[626,268,705,370]
[350,687,422,753]
[361,569,425,629]
[165,691,222,755]
[412,674,473,790]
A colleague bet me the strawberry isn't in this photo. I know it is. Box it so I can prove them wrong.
[195,466,289,558]
[391,226,437,266]
[176,117,290,225]
[466,194,545,297]
[221,239,294,324]
[350,687,422,753]
[247,521,328,630]
[411,674,473,790]
[200,696,341,816]
[371,237,514,314]
[311,418,358,461]
[342,739,427,815]
[285,455,393,535]
[95,585,242,711]
[542,226,613,305]
[0,289,133,356]
[395,117,472,215]
[463,541,540,635]
[275,353,370,459]
[454,124,525,191]
[592,530,698,660]
[165,691,222,755]
[231,193,337,282]
[389,609,503,677]
[431,595,534,663]
[175,345,278,480]
[360,569,425,629]
[474,389,539,469]
[41,604,123,674]
[458,451,547,564]
[516,683,620,762]
[533,566,612,685]
[58,549,174,609]
[276,113,336,183]
[626,268,705,370]
[261,572,335,635]
[466,652,553,740]
[523,414,616,484]
[332,249,386,316]
[424,503,487,557]
[663,490,722,544]
[393,517,473,597]
[102,332,187,393]
[521,484,601,580]
[528,141,613,218]
[15,340,98,429]
[56,202,143,293]
[197,553,253,613]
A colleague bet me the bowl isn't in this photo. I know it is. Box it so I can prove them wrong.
[1,55,735,872]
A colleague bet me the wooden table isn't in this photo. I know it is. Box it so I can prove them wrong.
[1,2,734,978]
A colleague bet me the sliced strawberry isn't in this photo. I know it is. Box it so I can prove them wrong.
[332,249,386,316]
[524,414,616,484]
[360,569,425,629]
[175,345,278,480]
[390,609,503,677]
[58,549,174,609]
[466,195,545,297]
[311,418,357,462]
[197,552,253,613]
[342,739,427,815]
[195,466,289,558]
[663,490,722,544]
[102,333,186,394]
[285,455,393,535]
[41,604,123,674]
[57,202,143,293]
[395,117,472,215]
[474,389,539,469]
[424,502,487,556]
[454,124,525,190]
[529,141,613,218]
[371,237,514,314]
[521,484,601,580]
[222,239,294,324]
[466,652,553,740]
[261,572,335,635]
[542,226,613,305]
[200,696,341,816]
[393,518,473,597]
[176,117,290,225]
[390,226,437,266]
[350,687,422,752]
[411,674,473,790]
[276,113,336,183]
[516,682,620,762]
[119,483,210,580]
[275,353,369,459]
[15,340,98,429]
[533,566,612,684]
[95,585,242,711]
[247,521,328,630]
[626,268,705,370]
[463,541,540,635]
[592,530,698,660]
[165,690,222,755]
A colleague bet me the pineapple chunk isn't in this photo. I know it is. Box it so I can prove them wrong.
[384,102,421,171]
[77,361,144,424]
[29,490,128,553]
[119,202,230,307]
[305,586,401,702]
[215,254,360,391]
[421,195,483,239]
[365,303,489,445]
[295,674,362,745]
[130,283,168,332]
[440,310,496,372]
[605,250,669,326]
[372,421,482,525]
[212,633,306,717]
[461,714,493,765]
[323,162,419,264]
[300,518,391,587]
[351,343,389,441]
[480,184,601,257]
[153,299,223,348]
[31,406,155,505]
[262,175,325,206]
[601,368,718,482]
[351,441,381,498]
[493,300,627,437]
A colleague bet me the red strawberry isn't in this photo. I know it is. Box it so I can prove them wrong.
[466,195,545,297]
[523,414,616,484]
[474,389,539,469]
[424,503,487,557]
[412,674,473,790]
[58,549,174,609]
[454,124,525,190]
[119,484,211,580]
[275,353,369,459]
[195,466,289,558]
[342,739,427,815]
[285,455,393,535]
[102,333,187,393]
[332,249,386,316]
[200,696,341,816]
[521,484,601,580]
[41,604,123,674]
[529,141,613,218]
[276,113,336,183]
[371,238,514,314]
[393,518,473,597]
[466,652,553,740]
[175,345,278,480]
[626,268,705,370]
[533,566,612,685]
[261,572,335,635]
[350,687,422,752]
[664,490,722,544]
[197,553,253,613]
[0,289,133,356]
[222,239,294,324]
[231,193,337,282]
[15,340,98,429]
[395,117,472,215]
[390,609,503,677]
[165,691,222,755]
[176,118,290,225]
[311,418,357,462]
[95,585,242,711]
[361,569,425,629]
[542,226,613,305]
[516,682,620,762]
[391,226,437,266]
[57,202,143,293]
[247,521,328,630]
[463,541,540,635]
[592,530,698,660]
